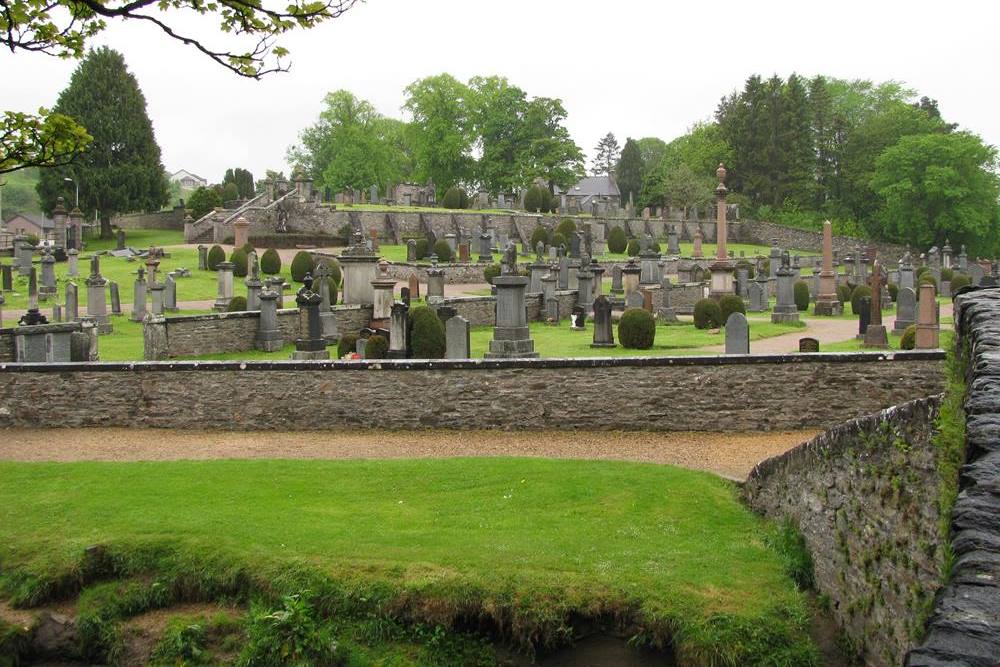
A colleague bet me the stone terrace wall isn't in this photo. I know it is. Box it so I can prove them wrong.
[745,397,946,666]
[739,219,910,263]
[143,304,373,359]
[906,288,1000,666]
[0,352,943,431]
[427,291,578,327]
[112,206,187,231]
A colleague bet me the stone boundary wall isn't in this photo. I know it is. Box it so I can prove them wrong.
[906,288,1000,665]
[0,352,943,431]
[112,207,186,231]
[427,291,578,328]
[143,304,373,359]
[740,219,910,263]
[745,397,946,666]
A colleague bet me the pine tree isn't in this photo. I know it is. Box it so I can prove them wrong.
[592,132,620,175]
[615,138,643,207]
[809,75,837,209]
[37,47,168,238]
[777,73,813,207]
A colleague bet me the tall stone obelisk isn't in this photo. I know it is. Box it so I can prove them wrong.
[814,220,842,315]
[709,163,735,299]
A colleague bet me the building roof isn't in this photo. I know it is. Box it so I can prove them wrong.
[4,212,53,230]
[170,169,206,184]
[560,174,620,198]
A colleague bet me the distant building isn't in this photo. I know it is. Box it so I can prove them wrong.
[557,172,621,211]
[169,169,208,189]
[3,212,53,239]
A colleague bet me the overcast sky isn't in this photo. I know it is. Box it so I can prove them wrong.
[3,0,997,184]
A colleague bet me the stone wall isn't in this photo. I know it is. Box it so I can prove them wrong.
[739,219,910,263]
[112,207,187,231]
[906,288,1000,665]
[745,397,946,666]
[426,291,578,327]
[143,304,373,359]
[0,352,943,431]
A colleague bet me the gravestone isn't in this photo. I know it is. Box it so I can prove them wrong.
[771,254,799,324]
[893,287,916,333]
[67,249,78,278]
[591,296,615,347]
[625,291,644,310]
[748,281,767,312]
[388,302,409,358]
[857,296,871,339]
[131,268,147,322]
[570,305,586,330]
[84,255,112,334]
[915,282,939,349]
[425,265,445,302]
[724,312,749,354]
[968,263,985,286]
[458,242,471,263]
[39,250,57,299]
[545,296,560,324]
[1,264,11,291]
[109,281,121,315]
[408,273,420,300]
[667,226,680,255]
[116,229,126,251]
[370,184,379,204]
[799,337,820,353]
[164,274,178,313]
[445,315,471,359]
[400,286,411,308]
[291,275,329,360]
[198,245,208,271]
[65,282,79,321]
[255,288,283,351]
[212,262,235,311]
[406,239,417,262]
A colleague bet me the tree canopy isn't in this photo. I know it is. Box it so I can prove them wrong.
[592,132,620,175]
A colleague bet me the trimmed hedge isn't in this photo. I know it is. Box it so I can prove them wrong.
[607,226,627,254]
[626,239,640,257]
[484,264,501,284]
[260,248,281,275]
[941,267,954,282]
[900,324,917,350]
[246,233,339,249]
[409,306,445,358]
[207,245,226,271]
[919,273,938,293]
[415,238,429,260]
[290,251,315,283]
[550,233,566,251]
[530,226,549,249]
[337,334,358,358]
[555,218,577,239]
[316,257,342,285]
[433,239,453,263]
[364,334,389,359]
[442,187,468,210]
[887,283,899,302]
[836,283,853,306]
[850,285,871,315]
[618,308,655,349]
[693,298,723,329]
[524,185,553,213]
[950,273,971,291]
[230,248,248,278]
[719,295,745,323]
[793,280,810,311]
[227,296,247,312]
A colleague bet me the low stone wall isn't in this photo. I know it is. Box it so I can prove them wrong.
[740,219,910,263]
[143,304,373,359]
[112,207,186,231]
[906,288,1000,665]
[0,352,943,431]
[426,291,578,327]
[745,397,946,666]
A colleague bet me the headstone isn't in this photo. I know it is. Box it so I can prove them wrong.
[814,220,842,315]
[39,250,56,299]
[799,337,820,353]
[748,281,767,312]
[425,265,445,302]
[545,296,560,324]
[591,296,615,347]
[1,264,11,291]
[406,239,417,263]
[968,263,985,286]
[915,282,939,349]
[131,268,147,322]
[667,226,680,255]
[625,291,644,310]
[863,259,888,348]
[65,282,79,321]
[164,274,178,312]
[370,184,379,204]
[115,229,126,251]
[610,265,624,295]
[198,245,208,271]
[109,281,121,315]
[408,273,420,300]
[255,287,283,351]
[771,254,799,324]
[724,312,749,354]
[213,262,235,311]
[857,296,871,339]
[291,274,330,360]
[388,302,409,358]
[400,286,411,307]
[84,255,112,334]
[458,242,471,263]
[445,315,471,359]
[893,287,916,333]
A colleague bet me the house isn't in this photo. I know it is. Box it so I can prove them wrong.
[3,212,53,239]
[557,172,621,212]
[169,169,208,189]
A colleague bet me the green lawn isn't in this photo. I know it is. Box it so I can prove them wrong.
[85,228,185,252]
[0,458,817,663]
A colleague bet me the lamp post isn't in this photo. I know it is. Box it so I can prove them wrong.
[64,177,78,209]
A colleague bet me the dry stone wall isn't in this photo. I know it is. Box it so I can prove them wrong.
[745,397,946,666]
[0,352,943,431]
[112,207,187,230]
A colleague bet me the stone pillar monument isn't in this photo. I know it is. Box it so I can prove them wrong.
[863,259,889,348]
[388,302,409,358]
[425,263,445,303]
[771,252,799,324]
[622,258,641,301]
[84,254,112,333]
[371,260,396,326]
[814,220,842,315]
[339,231,379,305]
[486,244,538,358]
[709,163,735,299]
[68,207,84,250]
[915,282,940,349]
[245,253,263,311]
[232,216,251,249]
[291,274,329,360]
[52,197,68,250]
[576,262,594,314]
[255,287,283,352]
[131,267,147,322]
[213,262,234,311]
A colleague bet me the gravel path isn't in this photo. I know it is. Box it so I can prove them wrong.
[0,428,817,480]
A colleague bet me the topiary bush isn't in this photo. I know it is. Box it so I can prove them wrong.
[364,334,388,359]
[888,283,899,302]
[312,276,338,306]
[433,239,453,262]
[227,296,247,312]
[315,257,342,285]
[337,333,358,358]
[230,247,248,278]
[950,273,971,291]
[915,266,929,280]
[524,185,553,213]
[290,251,315,283]
[850,285,871,315]
[793,280,810,311]
[719,294,745,323]
[555,218,577,239]
[260,248,281,275]
[836,283,853,305]
[484,263,501,284]
[626,239,640,257]
[241,241,255,255]
[415,238,429,260]
[207,245,226,271]
[530,225,549,249]
[607,226,627,254]
[618,308,655,349]
[442,187,468,210]
[550,232,566,251]
[900,324,917,350]
[941,267,954,282]
[650,241,661,254]
[409,306,445,358]
[693,298,723,329]
[919,273,938,293]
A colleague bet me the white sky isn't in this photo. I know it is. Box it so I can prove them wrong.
[3,0,997,183]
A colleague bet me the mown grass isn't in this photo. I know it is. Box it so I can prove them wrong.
[0,457,817,664]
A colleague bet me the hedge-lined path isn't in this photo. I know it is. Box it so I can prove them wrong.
[0,428,817,480]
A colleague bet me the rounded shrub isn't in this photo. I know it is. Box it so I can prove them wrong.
[900,324,917,350]
[484,263,501,284]
[227,296,247,312]
[415,238,429,260]
[550,232,566,251]
[315,257,342,285]
[719,294,746,323]
[888,283,899,303]
[312,276,338,306]
[618,308,656,349]
[850,285,871,315]
[607,226,627,254]
[793,280,810,311]
[409,306,445,358]
[836,283,853,306]
[650,241,661,253]
[524,185,553,213]
[693,298,723,329]
[919,273,938,292]
[337,333,358,358]
[951,273,971,291]
[626,239,640,257]
[207,245,226,271]
[555,218,577,239]
[442,187,468,210]
[941,267,954,282]
[241,241,255,255]
[530,225,550,249]
[433,239,453,263]
[916,266,929,280]
[364,334,389,359]
[290,251,315,283]
[230,247,248,278]
[260,248,281,275]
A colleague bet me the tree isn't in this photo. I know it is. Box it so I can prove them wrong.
[615,138,643,207]
[640,123,729,210]
[592,132,620,175]
[519,97,584,192]
[871,132,1000,255]
[1,110,92,174]
[187,187,222,220]
[468,75,529,194]
[403,74,475,192]
[223,168,256,199]
[36,48,169,238]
